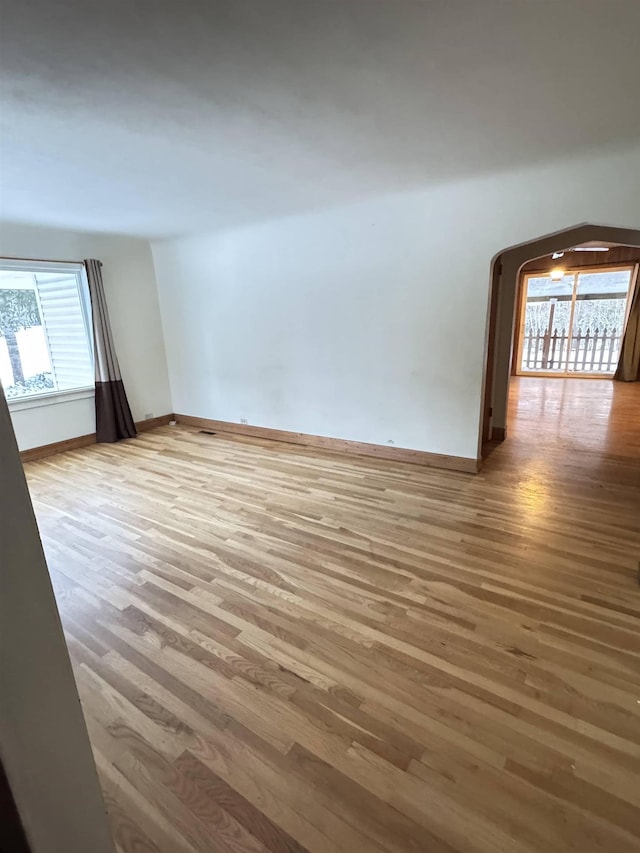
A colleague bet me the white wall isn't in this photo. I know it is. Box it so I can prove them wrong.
[0,223,172,450]
[153,146,640,462]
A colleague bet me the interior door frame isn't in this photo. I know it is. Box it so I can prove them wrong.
[478,224,640,461]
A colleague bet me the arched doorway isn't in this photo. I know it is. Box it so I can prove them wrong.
[480,224,640,455]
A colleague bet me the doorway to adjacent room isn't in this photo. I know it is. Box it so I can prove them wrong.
[481,226,640,454]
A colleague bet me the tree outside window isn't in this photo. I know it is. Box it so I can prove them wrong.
[0,289,40,383]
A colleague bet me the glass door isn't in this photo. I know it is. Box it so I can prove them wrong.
[516,265,634,376]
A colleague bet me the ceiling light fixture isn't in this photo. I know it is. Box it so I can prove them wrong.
[549,268,565,281]
[552,251,565,259]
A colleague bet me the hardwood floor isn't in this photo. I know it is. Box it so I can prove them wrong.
[24,377,640,853]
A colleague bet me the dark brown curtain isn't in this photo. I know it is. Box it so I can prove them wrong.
[84,259,137,442]
[614,265,640,382]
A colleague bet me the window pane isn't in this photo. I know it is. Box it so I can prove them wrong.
[0,272,56,398]
[569,269,632,374]
[0,264,93,400]
[520,274,573,372]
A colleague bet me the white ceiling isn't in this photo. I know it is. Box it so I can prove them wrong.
[1,0,639,239]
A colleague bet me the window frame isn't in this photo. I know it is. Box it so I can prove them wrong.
[515,262,635,378]
[0,258,95,407]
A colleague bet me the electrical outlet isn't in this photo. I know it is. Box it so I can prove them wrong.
[144,413,153,420]
[387,439,395,445]
[240,418,248,424]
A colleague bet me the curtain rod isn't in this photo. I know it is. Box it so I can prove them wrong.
[0,255,101,266]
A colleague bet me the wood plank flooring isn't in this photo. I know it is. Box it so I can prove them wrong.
[24,377,640,853]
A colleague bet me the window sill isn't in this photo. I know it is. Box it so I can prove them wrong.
[7,386,95,412]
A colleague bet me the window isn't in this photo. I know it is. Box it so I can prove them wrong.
[516,265,635,376]
[0,260,93,401]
